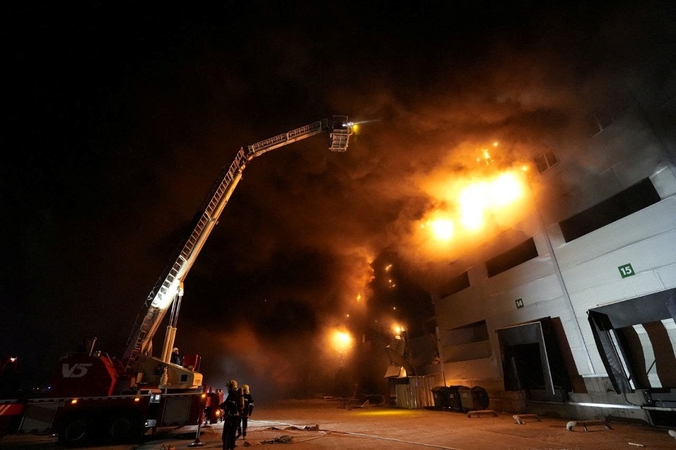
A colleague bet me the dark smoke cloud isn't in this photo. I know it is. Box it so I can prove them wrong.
[3,1,675,398]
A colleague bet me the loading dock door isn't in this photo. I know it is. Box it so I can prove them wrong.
[588,287,676,394]
[497,321,555,396]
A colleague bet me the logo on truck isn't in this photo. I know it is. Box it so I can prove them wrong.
[62,363,93,378]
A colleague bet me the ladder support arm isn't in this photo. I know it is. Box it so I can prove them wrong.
[122,116,352,371]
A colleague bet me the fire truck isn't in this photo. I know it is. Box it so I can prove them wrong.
[0,116,353,446]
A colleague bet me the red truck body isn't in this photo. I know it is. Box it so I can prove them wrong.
[0,353,206,446]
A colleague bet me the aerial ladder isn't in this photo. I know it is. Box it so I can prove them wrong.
[122,116,353,388]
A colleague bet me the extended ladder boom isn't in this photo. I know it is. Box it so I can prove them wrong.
[122,116,352,372]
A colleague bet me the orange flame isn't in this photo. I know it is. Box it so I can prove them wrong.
[419,168,526,249]
[329,329,353,354]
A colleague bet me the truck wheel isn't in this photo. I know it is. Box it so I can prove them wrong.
[107,413,143,442]
[58,416,92,447]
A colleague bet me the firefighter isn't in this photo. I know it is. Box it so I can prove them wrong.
[216,389,225,422]
[219,380,242,450]
[240,384,254,439]
[170,347,182,365]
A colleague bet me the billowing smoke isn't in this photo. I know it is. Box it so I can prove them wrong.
[5,2,675,400]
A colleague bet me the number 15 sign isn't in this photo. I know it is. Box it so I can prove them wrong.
[618,263,635,278]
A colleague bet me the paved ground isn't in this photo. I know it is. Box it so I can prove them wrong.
[2,398,675,449]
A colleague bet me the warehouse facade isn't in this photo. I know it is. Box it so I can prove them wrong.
[432,55,676,426]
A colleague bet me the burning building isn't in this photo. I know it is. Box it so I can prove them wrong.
[428,55,676,426]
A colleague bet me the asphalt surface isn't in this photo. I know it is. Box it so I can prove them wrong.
[2,399,675,449]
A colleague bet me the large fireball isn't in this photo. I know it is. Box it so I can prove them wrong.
[415,153,528,257]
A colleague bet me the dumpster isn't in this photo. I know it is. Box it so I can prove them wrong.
[432,386,467,411]
[447,385,467,411]
[431,386,451,410]
[458,386,489,411]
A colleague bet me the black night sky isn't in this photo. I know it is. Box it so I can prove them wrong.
[2,1,675,400]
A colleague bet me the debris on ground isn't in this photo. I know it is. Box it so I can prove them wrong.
[282,424,321,431]
[261,435,293,444]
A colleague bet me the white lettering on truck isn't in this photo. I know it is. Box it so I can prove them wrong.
[62,363,93,378]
